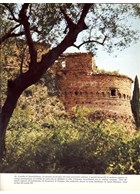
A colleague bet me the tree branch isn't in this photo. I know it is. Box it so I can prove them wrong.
[0,25,40,45]
[39,4,93,70]
[60,6,76,31]
[4,4,20,23]
[19,3,37,69]
[72,35,107,49]
[2,3,93,91]
[78,4,93,30]
[0,24,22,44]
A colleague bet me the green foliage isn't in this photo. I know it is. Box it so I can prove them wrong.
[105,133,140,174]
[84,4,140,55]
[1,4,140,53]
[39,71,60,96]
[131,76,140,129]
[94,68,120,75]
[1,103,140,174]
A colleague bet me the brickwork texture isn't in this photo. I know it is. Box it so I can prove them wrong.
[54,52,134,128]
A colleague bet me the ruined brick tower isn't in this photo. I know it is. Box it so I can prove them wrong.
[54,52,134,127]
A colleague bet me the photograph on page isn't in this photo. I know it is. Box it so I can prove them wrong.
[0,1,140,191]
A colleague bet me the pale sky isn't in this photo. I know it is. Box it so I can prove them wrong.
[64,3,140,83]
[2,1,139,83]
[65,41,140,82]
[95,42,140,81]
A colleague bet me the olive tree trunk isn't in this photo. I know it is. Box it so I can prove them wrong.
[0,3,92,165]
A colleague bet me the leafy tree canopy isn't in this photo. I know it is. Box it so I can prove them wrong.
[0,3,140,54]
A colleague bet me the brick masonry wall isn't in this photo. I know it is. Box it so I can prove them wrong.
[55,53,134,125]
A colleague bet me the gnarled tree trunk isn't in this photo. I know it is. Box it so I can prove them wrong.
[0,3,92,164]
[0,84,23,163]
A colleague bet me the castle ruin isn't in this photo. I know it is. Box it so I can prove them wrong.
[2,38,134,128]
[54,52,134,128]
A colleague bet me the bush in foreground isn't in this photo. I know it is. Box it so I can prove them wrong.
[1,107,140,174]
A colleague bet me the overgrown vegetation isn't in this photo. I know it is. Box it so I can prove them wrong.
[94,68,120,75]
[1,83,140,174]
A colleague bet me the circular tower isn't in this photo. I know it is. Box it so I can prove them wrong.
[55,52,134,128]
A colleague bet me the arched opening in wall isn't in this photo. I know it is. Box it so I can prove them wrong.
[102,92,106,97]
[123,94,126,99]
[127,95,130,100]
[75,91,78,96]
[118,93,121,98]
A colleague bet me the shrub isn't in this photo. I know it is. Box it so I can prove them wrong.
[1,107,140,174]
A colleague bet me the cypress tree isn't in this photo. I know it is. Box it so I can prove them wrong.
[131,75,140,129]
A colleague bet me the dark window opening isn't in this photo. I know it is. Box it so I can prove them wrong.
[118,93,121,98]
[102,92,105,97]
[75,91,78,95]
[110,88,117,97]
[123,94,126,99]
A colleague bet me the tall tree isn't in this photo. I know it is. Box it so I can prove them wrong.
[0,3,140,162]
[131,76,140,129]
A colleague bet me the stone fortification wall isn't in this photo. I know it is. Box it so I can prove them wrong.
[60,74,132,116]
[55,52,133,118]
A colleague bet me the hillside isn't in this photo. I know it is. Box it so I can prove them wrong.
[0,67,139,174]
[0,45,139,173]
